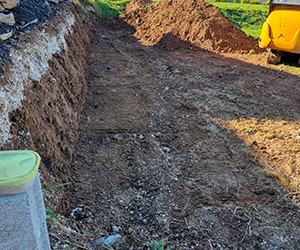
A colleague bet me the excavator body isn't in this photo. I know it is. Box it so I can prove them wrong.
[259,0,300,64]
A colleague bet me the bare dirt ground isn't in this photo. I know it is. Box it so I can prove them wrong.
[58,4,300,250]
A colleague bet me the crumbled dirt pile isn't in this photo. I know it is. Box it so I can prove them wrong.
[121,0,261,53]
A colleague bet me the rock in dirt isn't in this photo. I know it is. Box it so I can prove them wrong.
[99,235,126,249]
[0,29,13,40]
[121,0,261,53]
[0,12,15,25]
[0,0,17,9]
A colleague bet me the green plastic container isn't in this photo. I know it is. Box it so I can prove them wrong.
[0,150,41,196]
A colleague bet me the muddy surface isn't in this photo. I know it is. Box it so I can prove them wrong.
[65,10,300,250]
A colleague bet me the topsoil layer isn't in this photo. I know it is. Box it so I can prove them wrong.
[121,0,261,53]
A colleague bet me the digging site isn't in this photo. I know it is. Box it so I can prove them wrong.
[1,0,300,249]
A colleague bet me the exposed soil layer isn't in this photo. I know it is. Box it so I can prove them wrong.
[121,0,261,53]
[1,3,93,212]
[65,17,300,249]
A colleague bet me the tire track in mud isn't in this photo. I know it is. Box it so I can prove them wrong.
[67,19,300,249]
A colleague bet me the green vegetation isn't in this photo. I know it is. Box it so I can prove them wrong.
[148,239,174,250]
[81,0,131,18]
[43,182,71,223]
[45,205,61,224]
[42,182,71,192]
[81,0,162,18]
[209,2,269,37]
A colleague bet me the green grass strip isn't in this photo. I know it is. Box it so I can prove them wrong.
[82,0,131,18]
[209,2,269,37]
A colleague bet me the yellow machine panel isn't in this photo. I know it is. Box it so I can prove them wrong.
[260,10,300,53]
[259,0,300,63]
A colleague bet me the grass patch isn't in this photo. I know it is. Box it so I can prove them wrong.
[148,239,174,250]
[209,2,269,37]
[82,0,131,18]
[220,118,300,199]
[43,182,71,223]
[82,0,162,18]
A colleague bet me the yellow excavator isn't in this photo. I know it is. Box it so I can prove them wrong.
[259,0,300,64]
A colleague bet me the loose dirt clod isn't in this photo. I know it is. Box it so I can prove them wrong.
[121,0,261,53]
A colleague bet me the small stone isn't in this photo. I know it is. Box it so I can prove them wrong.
[20,21,25,25]
[112,226,119,233]
[25,30,30,35]
[86,5,96,12]
[136,194,143,201]
[252,231,260,238]
[249,49,255,55]
[0,12,15,25]
[113,134,123,141]
[0,29,13,40]
[163,147,170,153]
[49,78,56,83]
[18,35,28,43]
[0,0,17,9]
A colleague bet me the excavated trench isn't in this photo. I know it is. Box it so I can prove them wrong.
[2,0,300,249]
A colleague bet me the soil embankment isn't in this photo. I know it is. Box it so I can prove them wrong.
[0,1,93,212]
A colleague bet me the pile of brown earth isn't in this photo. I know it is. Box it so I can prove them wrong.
[121,0,261,53]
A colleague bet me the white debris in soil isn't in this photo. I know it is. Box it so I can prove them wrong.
[70,207,83,218]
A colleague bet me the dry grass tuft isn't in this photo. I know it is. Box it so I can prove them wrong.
[219,118,300,202]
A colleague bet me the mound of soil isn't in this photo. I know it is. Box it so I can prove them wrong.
[121,0,261,53]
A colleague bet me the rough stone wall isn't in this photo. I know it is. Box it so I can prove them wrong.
[0,4,93,212]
